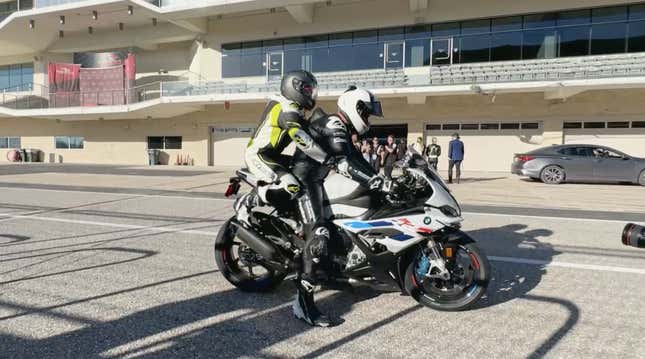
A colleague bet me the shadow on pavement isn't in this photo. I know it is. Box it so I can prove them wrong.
[0,234,30,245]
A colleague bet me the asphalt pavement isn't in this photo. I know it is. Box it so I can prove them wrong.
[1,185,644,359]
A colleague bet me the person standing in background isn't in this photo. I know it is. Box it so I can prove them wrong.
[361,141,372,163]
[352,133,361,152]
[424,137,441,170]
[448,133,464,184]
[413,137,424,154]
[371,137,382,173]
[396,138,407,161]
[382,135,398,179]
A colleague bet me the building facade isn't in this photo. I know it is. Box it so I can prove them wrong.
[0,0,644,171]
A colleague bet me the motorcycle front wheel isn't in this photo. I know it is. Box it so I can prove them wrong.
[214,217,287,292]
[404,242,490,311]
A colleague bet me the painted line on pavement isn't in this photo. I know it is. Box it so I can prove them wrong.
[0,185,233,202]
[488,255,645,275]
[0,213,218,236]
[463,211,638,225]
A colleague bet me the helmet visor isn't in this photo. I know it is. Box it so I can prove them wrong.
[301,82,318,100]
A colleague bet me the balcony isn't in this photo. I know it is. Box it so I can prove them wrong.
[1,52,645,118]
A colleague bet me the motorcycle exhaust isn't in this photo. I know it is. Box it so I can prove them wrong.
[622,223,645,248]
[230,220,289,270]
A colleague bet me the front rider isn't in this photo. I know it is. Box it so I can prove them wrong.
[236,70,338,326]
[291,86,387,325]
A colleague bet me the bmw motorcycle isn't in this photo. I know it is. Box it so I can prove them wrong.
[216,148,490,311]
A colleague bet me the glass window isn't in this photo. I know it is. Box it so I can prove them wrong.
[461,19,490,35]
[8,136,20,148]
[563,122,582,129]
[55,136,69,149]
[284,49,309,72]
[283,37,306,50]
[0,66,8,89]
[432,22,459,37]
[240,42,263,77]
[69,136,84,149]
[55,136,82,149]
[492,16,522,32]
[524,13,557,29]
[501,123,520,129]
[164,136,182,150]
[558,147,592,156]
[461,123,479,130]
[242,41,262,54]
[491,32,522,61]
[442,124,459,130]
[405,24,431,39]
[521,123,540,129]
[426,124,441,130]
[591,23,627,55]
[379,27,404,42]
[628,20,645,53]
[630,4,645,20]
[21,64,33,89]
[329,32,352,46]
[559,26,590,57]
[584,122,606,128]
[607,121,629,128]
[558,9,591,26]
[8,64,20,87]
[309,47,331,72]
[262,39,283,53]
[353,30,377,44]
[481,123,500,130]
[592,6,627,23]
[458,35,490,63]
[632,121,645,128]
[0,137,7,148]
[147,136,164,149]
[352,43,381,70]
[327,45,353,72]
[523,29,557,59]
[405,39,430,67]
[221,43,241,78]
[305,35,328,48]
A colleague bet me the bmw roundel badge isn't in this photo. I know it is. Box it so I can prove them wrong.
[423,217,432,225]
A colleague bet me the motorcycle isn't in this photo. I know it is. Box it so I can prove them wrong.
[216,147,490,311]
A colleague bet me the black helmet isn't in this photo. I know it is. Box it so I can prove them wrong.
[281,70,318,110]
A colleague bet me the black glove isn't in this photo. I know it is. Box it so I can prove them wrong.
[367,175,387,191]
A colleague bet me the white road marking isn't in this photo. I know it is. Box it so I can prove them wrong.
[0,186,234,202]
[0,213,218,236]
[488,256,645,275]
[463,211,640,225]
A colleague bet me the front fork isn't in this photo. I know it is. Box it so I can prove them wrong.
[417,240,452,281]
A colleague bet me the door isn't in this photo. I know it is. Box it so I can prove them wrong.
[591,147,635,181]
[267,51,283,81]
[384,42,405,69]
[555,146,595,180]
[431,38,454,66]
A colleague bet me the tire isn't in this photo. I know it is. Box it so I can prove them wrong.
[404,243,490,311]
[639,170,645,186]
[540,165,565,184]
[214,217,286,292]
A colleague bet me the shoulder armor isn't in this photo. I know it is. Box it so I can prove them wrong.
[326,115,347,131]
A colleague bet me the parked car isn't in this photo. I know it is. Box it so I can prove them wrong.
[511,144,645,186]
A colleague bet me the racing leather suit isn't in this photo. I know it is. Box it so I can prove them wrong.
[245,95,328,208]
[292,109,380,283]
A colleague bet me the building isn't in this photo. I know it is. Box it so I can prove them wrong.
[0,0,644,171]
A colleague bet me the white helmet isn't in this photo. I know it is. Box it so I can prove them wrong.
[337,86,383,135]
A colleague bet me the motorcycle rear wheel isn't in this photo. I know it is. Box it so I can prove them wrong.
[404,243,490,311]
[214,217,287,292]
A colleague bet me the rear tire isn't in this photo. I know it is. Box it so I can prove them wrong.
[214,217,286,292]
[540,165,565,184]
[404,243,490,311]
[639,170,645,186]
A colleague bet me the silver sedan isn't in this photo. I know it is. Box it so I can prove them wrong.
[511,144,645,185]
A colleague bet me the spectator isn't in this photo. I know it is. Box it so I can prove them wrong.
[371,137,382,173]
[448,133,464,184]
[413,137,424,154]
[424,137,441,170]
[382,135,398,179]
[361,141,372,163]
[396,138,407,161]
[351,133,361,152]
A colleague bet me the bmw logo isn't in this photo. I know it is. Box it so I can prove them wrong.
[423,217,432,225]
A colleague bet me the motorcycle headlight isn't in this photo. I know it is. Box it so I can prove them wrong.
[439,205,460,217]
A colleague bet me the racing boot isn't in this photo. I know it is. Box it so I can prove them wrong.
[292,278,339,327]
[235,189,261,227]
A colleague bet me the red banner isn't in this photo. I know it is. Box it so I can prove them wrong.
[48,63,81,107]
